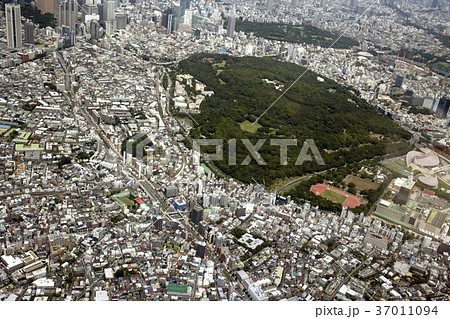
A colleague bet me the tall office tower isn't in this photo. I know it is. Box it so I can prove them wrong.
[226,0,236,38]
[184,9,193,26]
[166,13,174,34]
[291,0,298,7]
[103,0,116,22]
[162,9,169,28]
[162,7,179,34]
[436,97,450,119]
[266,0,273,12]
[115,13,128,29]
[189,205,203,225]
[173,15,180,33]
[97,3,104,21]
[115,0,120,8]
[82,3,98,23]
[24,21,34,44]
[180,0,188,16]
[195,241,206,259]
[104,20,114,35]
[394,75,404,88]
[431,0,438,8]
[56,0,78,31]
[6,3,22,49]
[37,0,55,14]
[90,19,100,38]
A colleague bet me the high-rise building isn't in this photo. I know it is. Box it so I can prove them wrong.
[431,0,439,8]
[24,21,34,44]
[195,241,206,259]
[162,9,169,28]
[166,13,174,34]
[103,0,115,22]
[180,0,190,16]
[435,97,450,119]
[56,0,78,31]
[266,0,273,12]
[184,9,193,26]
[162,7,180,34]
[104,20,114,35]
[6,3,22,49]
[115,13,128,30]
[394,75,404,88]
[226,0,236,38]
[154,218,163,231]
[172,15,180,33]
[189,205,203,225]
[97,3,104,21]
[82,3,98,23]
[198,221,208,237]
[291,0,298,7]
[37,0,55,14]
[90,19,100,38]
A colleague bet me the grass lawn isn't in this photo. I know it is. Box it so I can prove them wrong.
[321,189,347,204]
[239,120,261,133]
[213,60,227,68]
[382,162,406,175]
[343,175,379,190]
[120,197,134,207]
[394,159,411,171]
[438,178,450,193]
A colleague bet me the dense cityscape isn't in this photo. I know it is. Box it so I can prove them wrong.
[0,0,449,304]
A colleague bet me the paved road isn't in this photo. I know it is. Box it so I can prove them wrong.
[275,174,315,194]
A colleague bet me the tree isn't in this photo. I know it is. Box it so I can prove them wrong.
[348,186,357,194]
[21,5,56,28]
[231,227,246,239]
[180,53,410,187]
[77,152,90,160]
[58,156,72,168]
[44,82,57,91]
[115,269,125,278]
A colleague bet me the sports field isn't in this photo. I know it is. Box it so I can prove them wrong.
[310,184,361,208]
[321,189,347,203]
